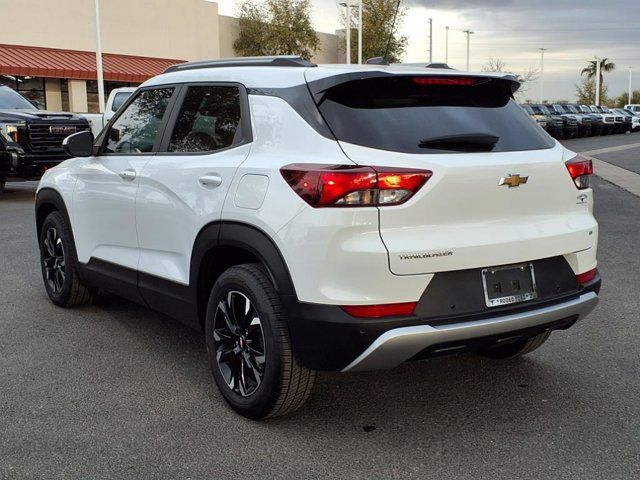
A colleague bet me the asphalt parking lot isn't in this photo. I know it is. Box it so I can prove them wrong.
[1,135,640,479]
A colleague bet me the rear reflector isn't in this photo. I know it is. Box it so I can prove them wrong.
[576,269,596,284]
[565,154,593,189]
[341,302,417,318]
[411,77,478,86]
[280,164,432,208]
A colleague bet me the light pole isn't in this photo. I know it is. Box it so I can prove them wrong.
[358,0,362,64]
[445,26,449,64]
[595,56,601,106]
[462,30,474,71]
[428,18,433,63]
[93,0,105,113]
[629,67,633,105]
[339,1,363,64]
[538,48,547,104]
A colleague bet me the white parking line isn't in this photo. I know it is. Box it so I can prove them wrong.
[584,156,640,197]
[581,142,640,156]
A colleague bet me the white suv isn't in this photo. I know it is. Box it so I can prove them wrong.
[35,56,600,419]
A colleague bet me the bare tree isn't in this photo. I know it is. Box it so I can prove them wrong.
[481,57,540,98]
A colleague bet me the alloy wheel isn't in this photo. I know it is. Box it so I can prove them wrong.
[213,291,266,397]
[43,227,65,294]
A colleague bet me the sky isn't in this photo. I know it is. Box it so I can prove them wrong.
[214,0,639,102]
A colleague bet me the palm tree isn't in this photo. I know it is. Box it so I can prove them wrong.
[581,57,615,104]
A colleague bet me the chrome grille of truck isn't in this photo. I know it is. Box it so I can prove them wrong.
[26,124,89,152]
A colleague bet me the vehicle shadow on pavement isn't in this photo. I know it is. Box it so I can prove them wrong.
[90,291,590,438]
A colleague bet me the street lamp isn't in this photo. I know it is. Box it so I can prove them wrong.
[93,0,105,113]
[339,1,363,64]
[539,48,547,104]
[629,67,633,105]
[462,30,474,71]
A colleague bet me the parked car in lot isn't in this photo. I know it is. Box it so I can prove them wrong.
[620,108,640,131]
[528,104,564,138]
[564,104,603,136]
[537,104,578,139]
[80,87,136,137]
[624,104,640,114]
[35,57,601,419]
[0,85,90,195]
[586,105,616,134]
[610,108,635,133]
[520,103,547,129]
[554,104,593,137]
[591,105,625,133]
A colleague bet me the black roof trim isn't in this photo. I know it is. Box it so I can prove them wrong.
[164,56,317,73]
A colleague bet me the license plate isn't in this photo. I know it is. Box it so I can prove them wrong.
[481,263,538,308]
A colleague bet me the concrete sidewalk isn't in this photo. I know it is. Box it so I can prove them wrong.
[577,143,640,197]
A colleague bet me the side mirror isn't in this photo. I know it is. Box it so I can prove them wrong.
[62,130,94,157]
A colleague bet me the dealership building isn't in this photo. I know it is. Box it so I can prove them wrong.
[0,0,338,113]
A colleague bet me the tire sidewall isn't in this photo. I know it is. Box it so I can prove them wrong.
[205,266,285,418]
[40,212,74,306]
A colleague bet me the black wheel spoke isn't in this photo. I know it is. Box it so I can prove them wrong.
[42,227,66,295]
[213,290,266,397]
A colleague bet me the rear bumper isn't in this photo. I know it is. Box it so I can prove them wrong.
[342,291,598,371]
[285,270,600,372]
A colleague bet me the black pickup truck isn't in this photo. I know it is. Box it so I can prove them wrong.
[0,86,90,194]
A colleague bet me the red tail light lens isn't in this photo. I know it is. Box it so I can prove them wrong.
[341,302,417,318]
[280,164,432,208]
[565,154,593,189]
[411,77,479,86]
[576,269,596,284]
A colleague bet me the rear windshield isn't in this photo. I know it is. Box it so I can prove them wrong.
[316,76,554,154]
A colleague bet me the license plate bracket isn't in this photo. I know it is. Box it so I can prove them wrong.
[482,263,538,308]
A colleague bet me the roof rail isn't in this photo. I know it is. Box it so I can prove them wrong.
[365,57,389,65]
[164,56,316,73]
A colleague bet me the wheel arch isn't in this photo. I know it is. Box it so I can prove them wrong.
[190,221,297,329]
[35,188,71,239]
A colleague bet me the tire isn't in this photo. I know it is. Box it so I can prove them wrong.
[205,264,316,420]
[0,178,5,195]
[476,331,551,360]
[39,211,94,307]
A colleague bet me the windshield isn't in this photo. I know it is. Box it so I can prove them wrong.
[564,105,577,113]
[316,76,553,154]
[522,105,534,115]
[0,86,36,109]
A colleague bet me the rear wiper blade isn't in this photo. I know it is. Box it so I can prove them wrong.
[418,133,500,151]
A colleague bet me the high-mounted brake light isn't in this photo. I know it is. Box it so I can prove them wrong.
[280,164,432,208]
[411,77,478,86]
[576,269,596,285]
[341,302,417,318]
[565,154,593,189]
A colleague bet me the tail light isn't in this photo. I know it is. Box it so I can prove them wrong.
[576,268,596,285]
[280,164,432,208]
[565,154,593,189]
[341,302,417,318]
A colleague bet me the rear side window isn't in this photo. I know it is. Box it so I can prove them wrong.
[111,91,132,112]
[167,86,242,153]
[316,76,554,154]
[105,88,174,153]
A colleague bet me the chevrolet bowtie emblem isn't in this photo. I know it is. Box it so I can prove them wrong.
[499,174,529,188]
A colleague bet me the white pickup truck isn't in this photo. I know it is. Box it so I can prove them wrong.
[80,87,136,137]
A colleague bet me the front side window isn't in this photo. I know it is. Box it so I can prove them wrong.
[105,88,174,154]
[167,85,242,153]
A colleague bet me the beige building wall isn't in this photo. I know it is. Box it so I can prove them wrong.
[0,0,220,61]
[217,15,338,64]
[44,79,63,111]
